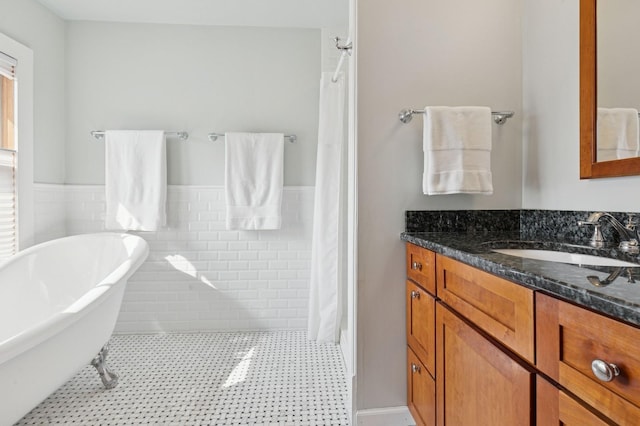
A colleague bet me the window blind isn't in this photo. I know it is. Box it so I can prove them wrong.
[0,50,16,259]
[0,149,16,259]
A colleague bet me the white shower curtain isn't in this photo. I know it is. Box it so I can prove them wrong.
[307,72,345,343]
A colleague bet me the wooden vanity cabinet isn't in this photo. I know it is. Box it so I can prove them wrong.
[406,241,640,425]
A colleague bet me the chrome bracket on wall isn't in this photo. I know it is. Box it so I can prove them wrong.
[334,37,352,54]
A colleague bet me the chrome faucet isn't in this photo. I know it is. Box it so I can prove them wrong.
[579,212,639,253]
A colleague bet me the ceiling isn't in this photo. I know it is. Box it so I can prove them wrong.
[35,0,349,29]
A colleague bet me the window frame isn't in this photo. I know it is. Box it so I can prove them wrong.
[0,32,34,251]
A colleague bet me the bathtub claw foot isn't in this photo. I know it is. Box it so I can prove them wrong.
[90,344,119,389]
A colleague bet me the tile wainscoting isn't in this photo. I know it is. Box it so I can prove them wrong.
[34,183,67,244]
[34,184,314,333]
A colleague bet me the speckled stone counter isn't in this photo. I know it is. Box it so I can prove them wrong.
[401,210,640,327]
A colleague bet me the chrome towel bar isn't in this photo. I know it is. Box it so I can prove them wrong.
[207,133,297,143]
[91,131,189,140]
[399,109,515,125]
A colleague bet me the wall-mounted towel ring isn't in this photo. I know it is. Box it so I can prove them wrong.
[399,109,515,125]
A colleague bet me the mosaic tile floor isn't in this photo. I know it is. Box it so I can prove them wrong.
[16,331,350,425]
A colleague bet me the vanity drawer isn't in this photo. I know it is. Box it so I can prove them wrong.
[406,280,435,376]
[436,254,535,363]
[407,346,436,426]
[406,243,436,296]
[536,293,640,424]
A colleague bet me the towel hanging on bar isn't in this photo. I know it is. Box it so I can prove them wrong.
[422,106,493,195]
[104,130,167,231]
[224,133,284,230]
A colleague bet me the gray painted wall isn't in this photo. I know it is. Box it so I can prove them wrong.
[355,0,523,410]
[0,0,66,183]
[65,22,321,185]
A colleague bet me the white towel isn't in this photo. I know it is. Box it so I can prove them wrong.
[423,106,493,195]
[225,132,284,230]
[105,130,167,231]
[597,108,639,161]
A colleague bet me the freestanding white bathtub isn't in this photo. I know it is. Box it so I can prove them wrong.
[0,233,149,425]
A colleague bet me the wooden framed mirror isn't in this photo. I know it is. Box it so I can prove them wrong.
[580,0,640,178]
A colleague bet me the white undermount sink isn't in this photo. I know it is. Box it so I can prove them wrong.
[492,249,639,267]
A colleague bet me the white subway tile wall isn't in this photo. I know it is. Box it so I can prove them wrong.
[34,184,314,333]
[34,184,67,244]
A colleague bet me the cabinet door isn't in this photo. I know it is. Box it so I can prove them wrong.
[536,376,609,425]
[436,303,533,426]
[406,280,435,376]
[408,346,436,426]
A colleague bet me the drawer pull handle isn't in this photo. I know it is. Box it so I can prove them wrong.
[411,363,421,374]
[411,290,421,300]
[411,261,423,271]
[591,359,621,382]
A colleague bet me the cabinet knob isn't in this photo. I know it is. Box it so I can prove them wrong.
[411,363,421,374]
[591,359,620,382]
[410,290,421,300]
[411,261,423,271]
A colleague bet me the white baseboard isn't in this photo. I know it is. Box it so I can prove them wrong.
[356,406,415,426]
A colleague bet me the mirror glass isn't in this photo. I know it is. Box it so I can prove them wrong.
[580,0,640,178]
[596,0,640,162]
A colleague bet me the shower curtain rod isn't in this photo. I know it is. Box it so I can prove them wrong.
[91,131,189,140]
[332,37,352,83]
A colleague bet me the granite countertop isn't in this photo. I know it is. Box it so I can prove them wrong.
[401,230,640,327]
